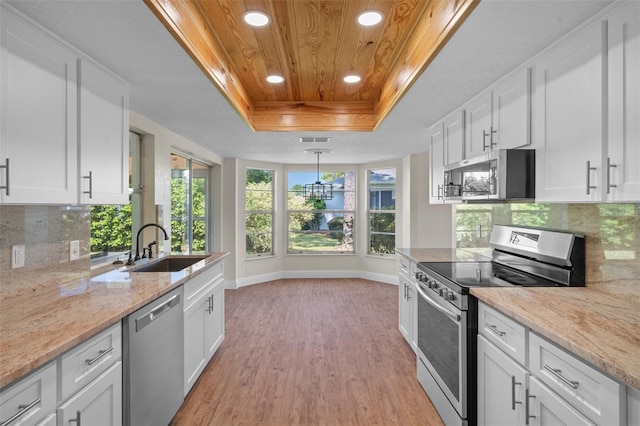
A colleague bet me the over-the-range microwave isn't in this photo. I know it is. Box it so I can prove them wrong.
[442,149,535,202]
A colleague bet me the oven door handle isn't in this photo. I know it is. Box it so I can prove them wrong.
[416,283,461,323]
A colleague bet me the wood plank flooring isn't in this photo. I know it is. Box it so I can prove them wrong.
[171,279,443,425]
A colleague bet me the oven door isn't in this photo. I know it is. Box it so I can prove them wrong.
[416,281,467,419]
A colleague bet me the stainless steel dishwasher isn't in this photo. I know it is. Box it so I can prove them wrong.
[123,285,184,426]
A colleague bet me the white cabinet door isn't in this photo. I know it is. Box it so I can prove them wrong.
[0,8,78,204]
[606,2,640,202]
[477,335,528,426]
[206,283,225,358]
[407,281,418,353]
[398,274,412,345]
[534,20,605,202]
[56,361,122,426]
[429,122,445,204]
[444,110,465,165]
[464,91,492,159]
[528,376,594,426]
[493,68,531,150]
[184,290,209,396]
[78,59,129,205]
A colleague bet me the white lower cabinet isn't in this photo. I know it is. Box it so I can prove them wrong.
[477,301,628,426]
[477,334,529,426]
[184,265,225,396]
[56,362,122,426]
[629,386,640,426]
[397,254,418,353]
[528,376,594,426]
[0,362,57,426]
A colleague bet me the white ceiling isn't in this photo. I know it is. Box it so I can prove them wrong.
[5,0,613,164]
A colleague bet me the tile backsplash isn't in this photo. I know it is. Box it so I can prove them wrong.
[455,203,640,286]
[0,205,91,293]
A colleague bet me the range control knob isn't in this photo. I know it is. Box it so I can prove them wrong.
[420,274,429,283]
[443,290,456,302]
[415,272,422,280]
[427,280,437,289]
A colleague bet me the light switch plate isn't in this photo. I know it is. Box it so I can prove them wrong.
[11,244,25,269]
[70,240,80,261]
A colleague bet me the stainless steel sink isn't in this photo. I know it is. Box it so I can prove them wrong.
[132,256,208,273]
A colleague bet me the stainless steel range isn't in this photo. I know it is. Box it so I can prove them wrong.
[415,225,585,426]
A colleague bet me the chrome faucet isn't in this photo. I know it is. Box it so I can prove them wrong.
[134,223,169,261]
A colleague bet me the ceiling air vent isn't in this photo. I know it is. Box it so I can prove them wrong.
[299,137,330,143]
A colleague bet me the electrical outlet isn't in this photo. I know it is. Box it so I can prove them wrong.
[11,244,25,269]
[70,240,80,261]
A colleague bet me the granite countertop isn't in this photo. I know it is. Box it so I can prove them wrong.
[0,252,229,389]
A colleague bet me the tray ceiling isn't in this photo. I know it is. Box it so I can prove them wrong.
[144,0,479,131]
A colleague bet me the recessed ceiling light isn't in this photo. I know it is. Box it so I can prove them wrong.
[266,75,285,84]
[343,75,361,84]
[243,11,270,27]
[357,10,384,27]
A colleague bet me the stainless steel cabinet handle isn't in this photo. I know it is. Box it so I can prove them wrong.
[525,388,535,425]
[207,295,213,314]
[83,171,93,199]
[483,127,497,151]
[606,157,617,194]
[437,184,443,200]
[511,376,522,410]
[0,398,40,426]
[0,158,9,196]
[543,364,579,389]
[406,284,411,301]
[485,323,506,337]
[69,410,81,425]
[85,346,113,366]
[586,161,596,194]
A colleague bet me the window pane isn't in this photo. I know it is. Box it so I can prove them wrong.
[246,169,274,256]
[246,213,273,255]
[288,213,354,253]
[192,161,208,253]
[368,168,395,255]
[287,170,355,255]
[171,154,190,253]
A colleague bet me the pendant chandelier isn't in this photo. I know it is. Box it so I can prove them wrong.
[303,149,333,201]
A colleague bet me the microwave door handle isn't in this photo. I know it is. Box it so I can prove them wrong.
[416,283,461,323]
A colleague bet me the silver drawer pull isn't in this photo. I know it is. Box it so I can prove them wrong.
[525,388,535,425]
[485,323,506,336]
[69,410,81,426]
[1,397,40,426]
[544,364,579,389]
[511,376,522,410]
[85,346,113,366]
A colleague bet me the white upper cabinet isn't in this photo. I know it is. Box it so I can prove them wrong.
[535,1,639,203]
[429,122,445,203]
[0,7,78,204]
[465,68,531,159]
[492,68,531,151]
[533,19,605,202]
[444,109,465,165]
[0,5,129,206]
[79,59,130,205]
[606,1,640,202]
[464,91,493,158]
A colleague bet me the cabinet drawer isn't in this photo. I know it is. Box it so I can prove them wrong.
[397,255,410,274]
[529,332,625,425]
[184,262,223,309]
[0,361,56,426]
[59,322,121,401]
[478,302,527,366]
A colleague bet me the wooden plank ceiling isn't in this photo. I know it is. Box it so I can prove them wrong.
[144,0,479,132]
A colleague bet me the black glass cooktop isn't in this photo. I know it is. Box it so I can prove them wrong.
[417,261,559,293]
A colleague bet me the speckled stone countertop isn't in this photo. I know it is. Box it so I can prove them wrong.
[472,283,640,390]
[0,252,228,389]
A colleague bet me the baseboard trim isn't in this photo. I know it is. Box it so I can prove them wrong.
[233,270,398,288]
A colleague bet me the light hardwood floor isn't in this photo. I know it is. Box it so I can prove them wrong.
[172,279,443,425]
